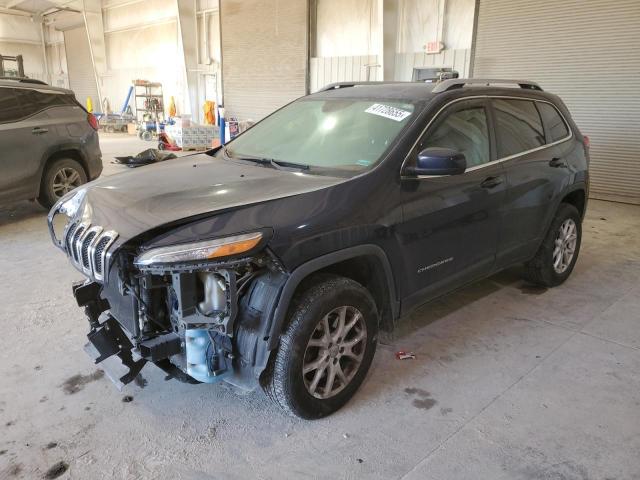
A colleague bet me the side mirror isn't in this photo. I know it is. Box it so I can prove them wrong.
[406,147,466,176]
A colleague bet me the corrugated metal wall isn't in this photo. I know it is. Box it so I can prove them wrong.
[220,0,308,121]
[64,26,99,107]
[309,55,382,93]
[472,0,640,204]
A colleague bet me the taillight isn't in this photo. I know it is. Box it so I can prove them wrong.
[583,135,590,149]
[87,113,99,131]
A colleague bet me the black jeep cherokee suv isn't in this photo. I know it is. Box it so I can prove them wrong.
[48,79,589,419]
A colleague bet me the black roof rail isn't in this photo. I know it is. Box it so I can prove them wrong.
[0,76,48,85]
[432,78,542,93]
[319,81,379,91]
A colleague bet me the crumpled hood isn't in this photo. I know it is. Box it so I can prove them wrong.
[66,154,347,241]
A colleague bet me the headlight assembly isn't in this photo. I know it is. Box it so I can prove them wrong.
[134,232,263,267]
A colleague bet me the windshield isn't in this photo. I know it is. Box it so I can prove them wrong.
[220,98,416,175]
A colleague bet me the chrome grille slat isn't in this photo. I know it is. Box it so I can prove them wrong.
[61,221,118,282]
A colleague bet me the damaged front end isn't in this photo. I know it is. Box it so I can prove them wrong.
[51,205,287,391]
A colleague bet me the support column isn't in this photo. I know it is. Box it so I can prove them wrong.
[382,0,399,81]
[82,0,107,105]
[176,0,199,121]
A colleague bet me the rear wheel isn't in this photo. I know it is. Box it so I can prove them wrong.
[523,203,582,287]
[262,275,378,419]
[38,158,87,209]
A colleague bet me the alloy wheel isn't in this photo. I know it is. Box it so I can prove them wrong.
[302,306,367,399]
[553,218,577,274]
[52,167,82,198]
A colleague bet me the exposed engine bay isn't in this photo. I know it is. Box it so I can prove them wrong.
[72,244,286,391]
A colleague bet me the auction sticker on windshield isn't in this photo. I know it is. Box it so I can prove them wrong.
[365,103,412,122]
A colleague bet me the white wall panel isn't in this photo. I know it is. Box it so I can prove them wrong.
[64,26,99,106]
[309,55,382,92]
[315,0,381,57]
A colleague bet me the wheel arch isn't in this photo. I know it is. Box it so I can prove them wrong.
[39,147,89,195]
[266,245,399,351]
[561,187,586,219]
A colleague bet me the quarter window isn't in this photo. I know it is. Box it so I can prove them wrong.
[0,88,22,123]
[14,89,75,118]
[537,102,570,143]
[493,99,545,158]
[422,107,490,167]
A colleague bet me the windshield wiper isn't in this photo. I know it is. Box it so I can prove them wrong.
[229,153,310,171]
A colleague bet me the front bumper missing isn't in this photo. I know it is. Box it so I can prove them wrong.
[84,317,146,390]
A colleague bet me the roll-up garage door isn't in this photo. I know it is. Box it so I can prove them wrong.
[471,0,640,204]
[64,26,99,108]
[220,0,308,121]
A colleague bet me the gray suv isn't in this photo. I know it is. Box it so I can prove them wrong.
[0,78,102,209]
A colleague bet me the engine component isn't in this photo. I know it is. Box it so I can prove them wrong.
[198,272,227,317]
[185,329,229,383]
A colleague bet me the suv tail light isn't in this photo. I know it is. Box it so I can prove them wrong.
[87,113,99,131]
[583,135,590,149]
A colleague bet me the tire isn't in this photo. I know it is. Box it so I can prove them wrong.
[141,131,153,141]
[262,274,379,419]
[158,142,166,150]
[37,158,88,209]
[523,203,582,287]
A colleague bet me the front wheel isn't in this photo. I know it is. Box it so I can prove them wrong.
[262,275,378,419]
[523,203,582,287]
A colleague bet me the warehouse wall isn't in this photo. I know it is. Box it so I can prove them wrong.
[471,0,640,204]
[94,0,220,120]
[310,0,474,90]
[220,0,308,121]
[0,16,67,85]
[394,0,474,80]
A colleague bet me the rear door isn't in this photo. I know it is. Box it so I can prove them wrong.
[492,97,572,267]
[398,98,507,311]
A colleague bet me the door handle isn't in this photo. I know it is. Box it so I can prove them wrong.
[549,157,567,168]
[480,176,503,189]
[31,127,49,135]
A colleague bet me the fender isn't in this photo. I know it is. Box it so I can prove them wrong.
[38,142,89,178]
[266,244,399,350]
[543,180,588,234]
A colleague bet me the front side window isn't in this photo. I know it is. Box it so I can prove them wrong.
[422,107,490,167]
[220,98,416,176]
[493,99,545,158]
[0,88,22,123]
[537,102,570,143]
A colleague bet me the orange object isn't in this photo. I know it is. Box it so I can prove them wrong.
[206,235,261,259]
[203,100,216,125]
[168,96,177,117]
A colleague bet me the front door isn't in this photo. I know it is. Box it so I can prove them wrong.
[397,98,506,312]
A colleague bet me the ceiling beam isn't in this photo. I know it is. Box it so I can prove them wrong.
[0,6,31,16]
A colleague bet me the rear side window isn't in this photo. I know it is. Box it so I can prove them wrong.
[422,107,490,167]
[493,99,545,158]
[0,88,22,123]
[537,102,570,142]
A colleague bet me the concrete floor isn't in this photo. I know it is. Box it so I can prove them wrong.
[1,133,639,479]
